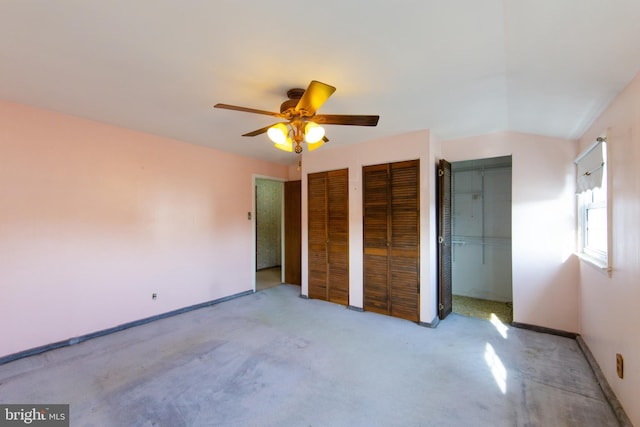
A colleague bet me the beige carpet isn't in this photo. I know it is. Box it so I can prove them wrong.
[453,294,513,324]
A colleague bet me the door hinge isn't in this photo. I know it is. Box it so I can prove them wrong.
[438,169,444,177]
[438,236,444,244]
[439,303,444,310]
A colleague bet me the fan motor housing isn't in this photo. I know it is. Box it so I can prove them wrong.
[280,99,298,114]
[286,88,305,99]
[280,88,306,115]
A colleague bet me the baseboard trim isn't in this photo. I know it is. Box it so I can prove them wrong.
[419,315,440,328]
[576,336,633,427]
[0,289,254,366]
[347,305,364,312]
[510,322,578,339]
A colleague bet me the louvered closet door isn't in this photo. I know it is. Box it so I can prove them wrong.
[327,169,349,305]
[363,164,390,315]
[437,159,452,319]
[389,160,420,322]
[363,160,420,322]
[307,169,349,304]
[308,173,328,300]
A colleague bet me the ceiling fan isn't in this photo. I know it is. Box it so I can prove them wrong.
[214,80,379,154]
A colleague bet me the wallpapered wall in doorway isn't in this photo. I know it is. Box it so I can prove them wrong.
[256,179,282,269]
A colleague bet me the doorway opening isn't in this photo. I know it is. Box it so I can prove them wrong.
[255,178,284,291]
[451,156,513,323]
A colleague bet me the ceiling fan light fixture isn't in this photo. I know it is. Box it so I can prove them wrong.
[307,140,325,152]
[273,138,293,152]
[214,80,379,156]
[267,123,289,145]
[304,121,325,143]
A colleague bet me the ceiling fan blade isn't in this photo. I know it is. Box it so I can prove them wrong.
[214,103,283,118]
[242,124,277,137]
[295,81,336,116]
[313,114,379,126]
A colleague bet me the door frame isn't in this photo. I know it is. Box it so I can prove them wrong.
[439,156,514,321]
[252,175,286,291]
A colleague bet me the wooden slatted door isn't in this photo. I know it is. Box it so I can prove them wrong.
[363,164,390,315]
[327,170,349,305]
[437,159,452,319]
[308,169,349,305]
[390,161,420,321]
[363,160,420,322]
[308,173,328,300]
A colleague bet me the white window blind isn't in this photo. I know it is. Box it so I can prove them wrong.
[575,137,605,193]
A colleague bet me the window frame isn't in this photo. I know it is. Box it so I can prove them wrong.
[576,137,611,272]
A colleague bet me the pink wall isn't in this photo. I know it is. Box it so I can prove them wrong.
[288,165,302,181]
[300,129,579,331]
[578,71,640,426]
[300,130,440,323]
[0,100,288,358]
[441,132,580,333]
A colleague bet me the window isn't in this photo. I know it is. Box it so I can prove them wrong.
[580,185,607,257]
[576,137,609,269]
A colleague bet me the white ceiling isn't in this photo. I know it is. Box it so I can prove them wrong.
[1,1,640,166]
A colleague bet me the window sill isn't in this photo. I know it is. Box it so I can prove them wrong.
[575,251,612,276]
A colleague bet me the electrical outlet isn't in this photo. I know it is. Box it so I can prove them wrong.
[152,293,157,300]
[616,353,624,379]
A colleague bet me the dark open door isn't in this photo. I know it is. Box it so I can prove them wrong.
[438,159,452,319]
[284,180,301,285]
